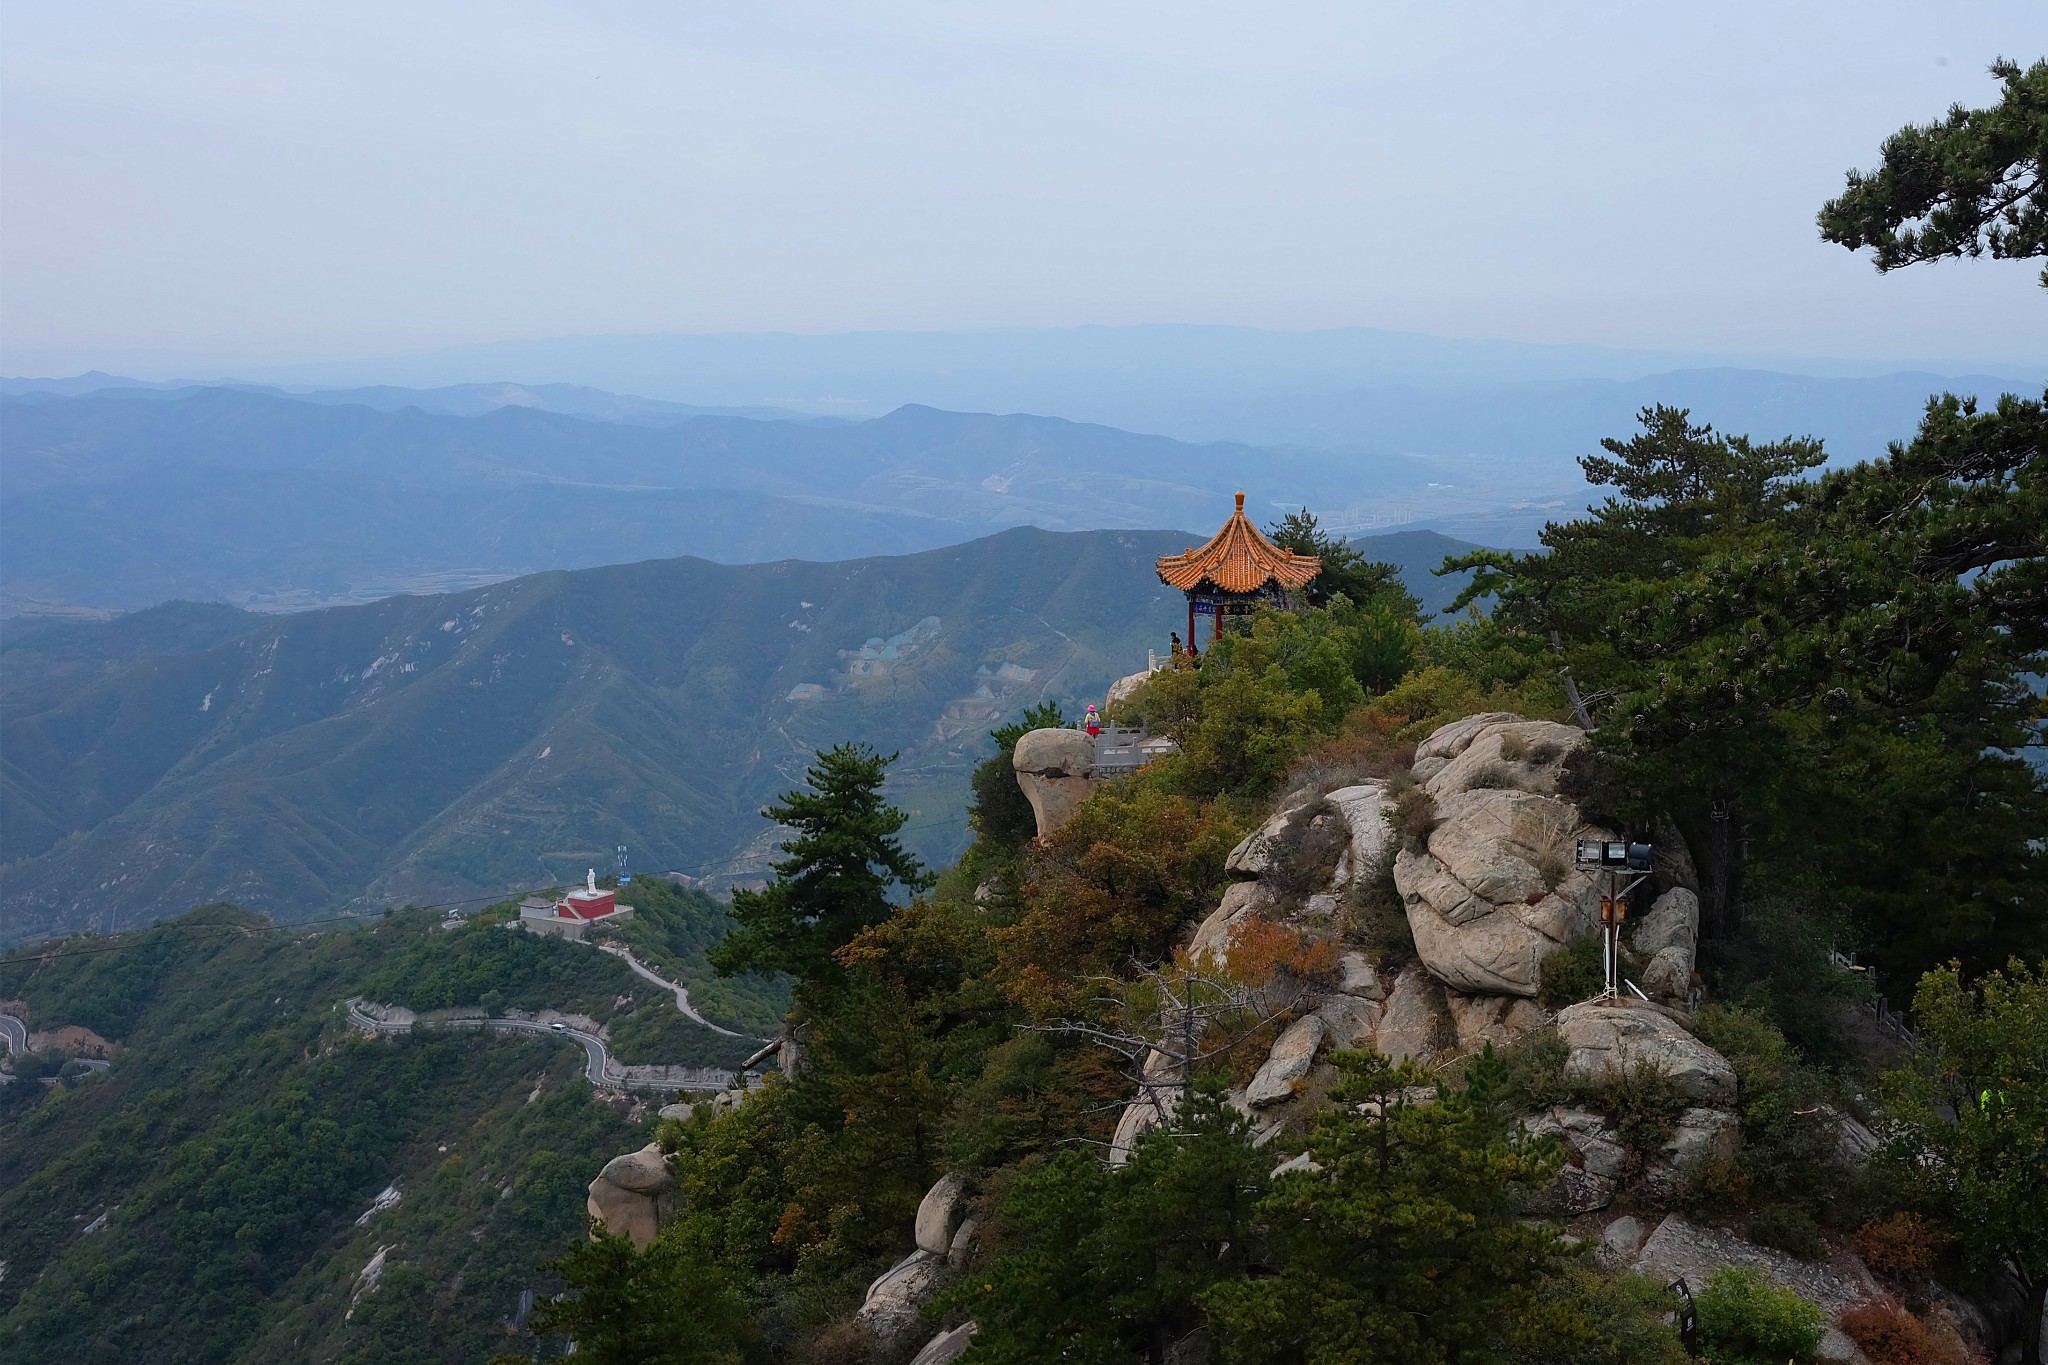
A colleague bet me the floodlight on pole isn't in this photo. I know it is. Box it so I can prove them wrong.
[1577,837,1655,1001]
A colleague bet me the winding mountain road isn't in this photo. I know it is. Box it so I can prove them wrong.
[0,1013,26,1057]
[346,1000,617,1084]
[343,1000,740,1091]
[595,944,755,1039]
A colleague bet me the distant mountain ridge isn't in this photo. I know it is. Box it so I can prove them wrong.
[72,323,2036,410]
[0,371,829,425]
[7,364,2025,619]
[1,387,1489,614]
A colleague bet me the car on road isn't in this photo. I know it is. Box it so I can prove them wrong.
[551,1022,567,1032]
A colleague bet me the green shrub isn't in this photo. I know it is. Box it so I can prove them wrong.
[1348,845,1416,969]
[1694,1265,1827,1365]
[1465,762,1518,790]
[1748,1203,1827,1261]
[1496,1031,1573,1113]
[1599,1059,1686,1159]
[1390,779,1440,848]
[1538,935,1606,1009]
[1502,1266,1690,1365]
[1692,1004,1848,1216]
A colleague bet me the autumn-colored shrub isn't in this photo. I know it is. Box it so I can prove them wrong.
[1274,710,1414,798]
[1854,1214,1946,1291]
[1219,917,1340,993]
[1839,1297,1975,1365]
[991,777,1245,1014]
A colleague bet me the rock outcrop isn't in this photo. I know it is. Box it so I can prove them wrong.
[853,1171,974,1346]
[1420,718,1583,801]
[1408,712,1524,783]
[1395,787,1609,997]
[586,1142,677,1248]
[1393,714,1630,999]
[915,1172,969,1256]
[1632,886,1700,1000]
[1555,1000,1736,1105]
[1106,665,1158,711]
[1523,1106,1629,1212]
[907,1322,979,1365]
[1012,728,1099,837]
[857,1250,950,1347]
[1373,962,1450,1064]
[1246,1016,1325,1107]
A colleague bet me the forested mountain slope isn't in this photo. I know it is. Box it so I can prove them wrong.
[0,528,1194,943]
[0,903,711,1363]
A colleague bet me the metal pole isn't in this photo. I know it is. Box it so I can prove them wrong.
[1601,869,1620,1001]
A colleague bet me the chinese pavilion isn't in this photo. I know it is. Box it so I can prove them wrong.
[1154,492,1322,647]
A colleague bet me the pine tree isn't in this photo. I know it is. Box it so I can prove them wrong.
[708,743,930,987]
[946,1078,1269,1365]
[1820,58,2048,287]
[1265,507,1419,616]
[520,1219,751,1365]
[1200,1049,1571,1365]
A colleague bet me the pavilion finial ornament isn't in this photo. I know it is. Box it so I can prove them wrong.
[1154,492,1321,645]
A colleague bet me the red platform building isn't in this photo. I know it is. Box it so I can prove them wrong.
[519,870,636,941]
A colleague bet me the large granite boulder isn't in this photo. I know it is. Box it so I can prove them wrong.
[1246,1016,1325,1107]
[1109,1056,1184,1167]
[1106,666,1157,710]
[1633,887,1700,1000]
[908,1323,979,1365]
[1446,991,1548,1053]
[1523,1106,1627,1214]
[915,1173,969,1256]
[858,1250,951,1347]
[1225,793,1318,876]
[586,1143,676,1248]
[1524,1107,1629,1180]
[1422,719,1584,801]
[1395,787,1609,996]
[1409,712,1524,782]
[1012,728,1099,837]
[1325,782,1394,874]
[1187,880,1273,970]
[1373,963,1449,1064]
[1555,1001,1736,1105]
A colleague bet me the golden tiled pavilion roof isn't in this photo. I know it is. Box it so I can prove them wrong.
[1155,492,1322,595]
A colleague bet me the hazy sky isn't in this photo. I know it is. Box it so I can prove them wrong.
[3,1,2043,374]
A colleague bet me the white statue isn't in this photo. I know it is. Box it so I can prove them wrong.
[587,868,598,895]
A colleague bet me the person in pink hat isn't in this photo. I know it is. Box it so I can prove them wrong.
[1084,704,1101,737]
